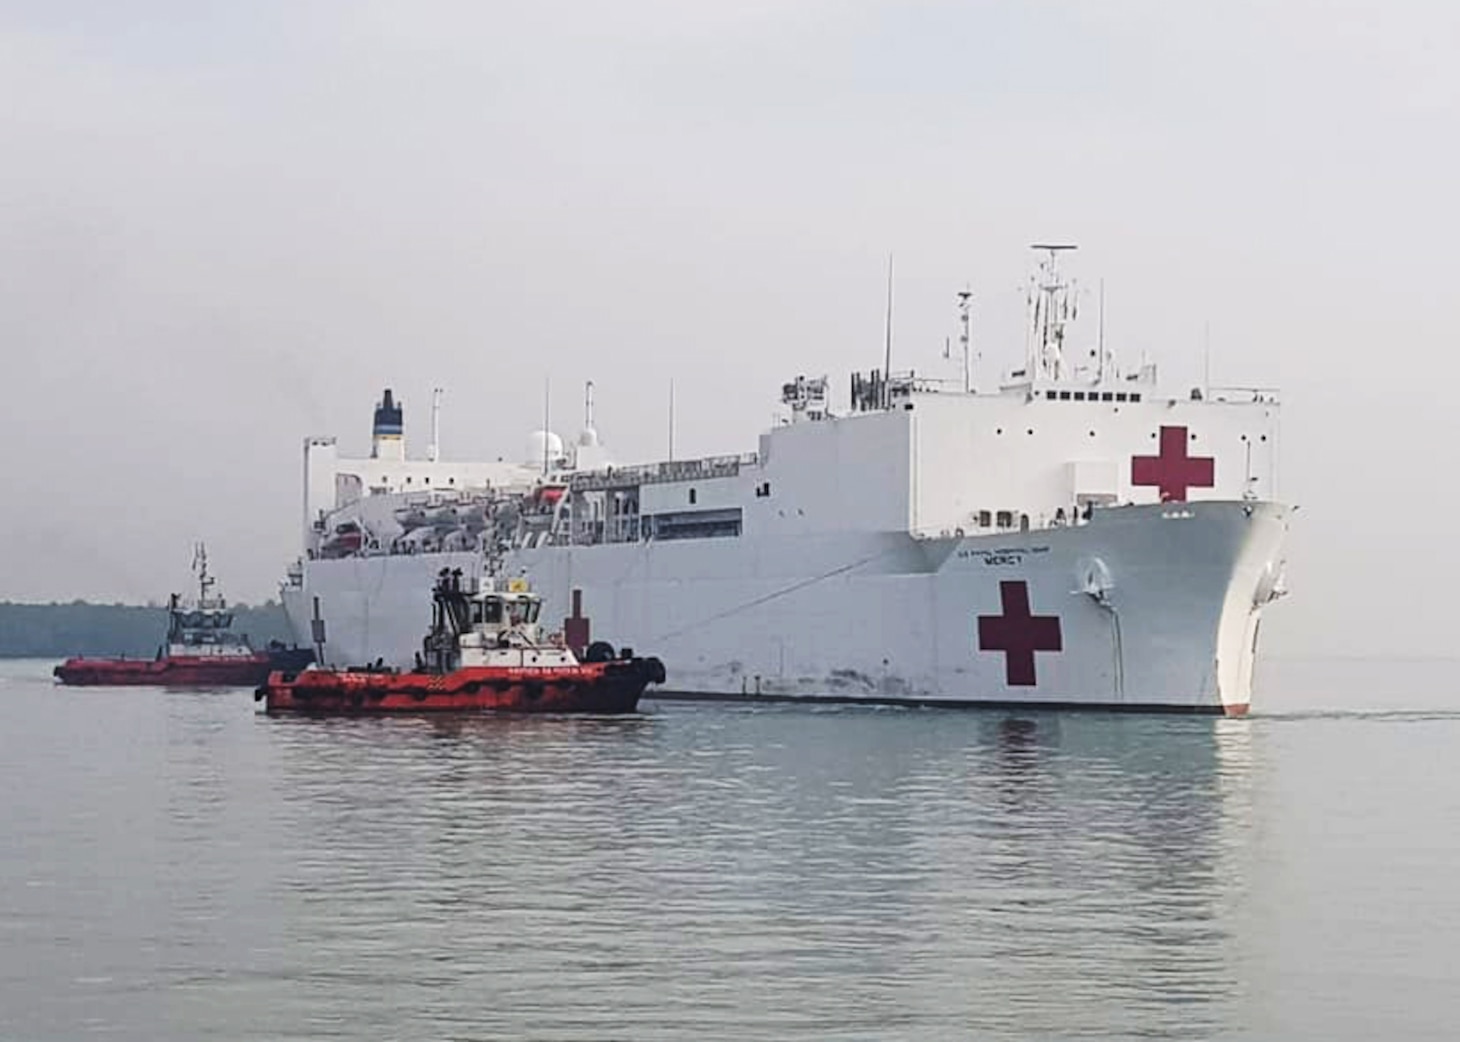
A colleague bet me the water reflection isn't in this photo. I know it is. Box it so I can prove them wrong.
[254,705,1252,1040]
[0,665,1259,1042]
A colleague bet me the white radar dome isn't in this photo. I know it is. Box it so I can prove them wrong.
[524,430,565,467]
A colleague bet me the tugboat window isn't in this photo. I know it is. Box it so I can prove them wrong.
[482,598,502,624]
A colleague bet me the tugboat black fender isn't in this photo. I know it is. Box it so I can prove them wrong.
[584,641,616,663]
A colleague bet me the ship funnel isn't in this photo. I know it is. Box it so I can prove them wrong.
[371,388,405,461]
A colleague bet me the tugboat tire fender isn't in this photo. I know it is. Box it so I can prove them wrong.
[584,641,616,663]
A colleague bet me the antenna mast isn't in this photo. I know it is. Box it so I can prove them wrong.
[428,387,443,462]
[956,287,974,393]
[1204,321,1212,398]
[584,379,595,431]
[193,542,214,604]
[541,378,550,477]
[1028,243,1078,382]
[882,253,894,409]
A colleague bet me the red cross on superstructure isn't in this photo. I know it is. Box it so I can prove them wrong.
[1131,425,1215,502]
[977,581,1063,687]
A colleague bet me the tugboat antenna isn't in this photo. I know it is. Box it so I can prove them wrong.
[193,542,214,603]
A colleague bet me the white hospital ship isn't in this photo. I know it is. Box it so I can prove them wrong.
[280,247,1289,714]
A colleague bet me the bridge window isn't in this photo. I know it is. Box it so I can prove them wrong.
[996,510,1014,529]
[978,510,992,527]
[1131,393,1142,402]
[1073,391,1086,401]
[1059,391,1071,400]
[1102,392,1114,401]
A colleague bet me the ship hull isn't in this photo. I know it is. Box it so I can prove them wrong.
[256,659,662,715]
[284,501,1289,714]
[53,655,274,688]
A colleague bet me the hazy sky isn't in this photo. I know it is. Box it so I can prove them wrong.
[3,2,1457,657]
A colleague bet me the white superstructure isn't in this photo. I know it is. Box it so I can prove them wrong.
[281,248,1290,714]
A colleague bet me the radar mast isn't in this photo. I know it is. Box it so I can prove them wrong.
[1026,243,1078,382]
[192,542,216,606]
[956,286,974,393]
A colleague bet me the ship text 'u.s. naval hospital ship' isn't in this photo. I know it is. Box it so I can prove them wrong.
[280,247,1290,715]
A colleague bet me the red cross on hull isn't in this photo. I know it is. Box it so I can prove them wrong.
[977,580,1063,687]
[1131,425,1215,502]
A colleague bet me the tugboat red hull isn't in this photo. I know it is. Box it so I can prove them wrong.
[54,654,274,687]
[256,657,665,715]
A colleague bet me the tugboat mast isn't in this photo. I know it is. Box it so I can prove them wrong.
[192,542,215,605]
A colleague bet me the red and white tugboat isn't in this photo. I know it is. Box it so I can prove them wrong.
[255,569,665,714]
[54,545,308,687]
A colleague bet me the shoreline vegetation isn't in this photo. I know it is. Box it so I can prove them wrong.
[0,601,297,659]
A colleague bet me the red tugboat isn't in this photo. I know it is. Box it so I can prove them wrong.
[255,570,665,715]
[54,546,311,687]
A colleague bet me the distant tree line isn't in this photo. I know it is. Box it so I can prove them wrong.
[0,601,298,659]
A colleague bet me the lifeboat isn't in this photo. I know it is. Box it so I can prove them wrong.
[256,570,665,715]
[54,544,313,688]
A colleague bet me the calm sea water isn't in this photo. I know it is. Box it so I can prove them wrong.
[1,657,1457,1041]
